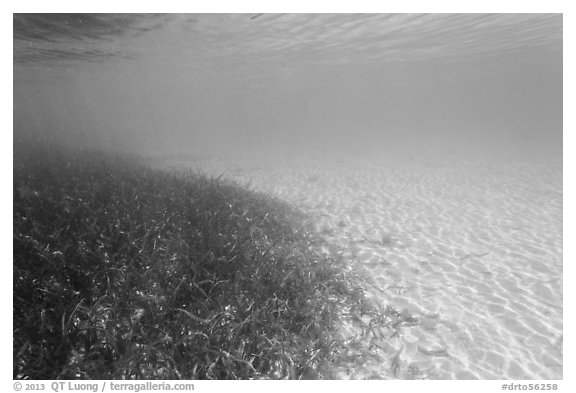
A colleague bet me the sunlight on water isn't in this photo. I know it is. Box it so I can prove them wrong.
[14,14,561,73]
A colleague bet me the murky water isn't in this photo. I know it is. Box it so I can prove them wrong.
[14,13,562,379]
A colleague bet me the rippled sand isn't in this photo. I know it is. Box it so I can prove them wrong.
[161,149,562,379]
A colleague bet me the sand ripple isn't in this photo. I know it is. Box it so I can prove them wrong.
[165,151,562,379]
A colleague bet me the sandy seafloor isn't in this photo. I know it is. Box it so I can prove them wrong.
[157,147,562,380]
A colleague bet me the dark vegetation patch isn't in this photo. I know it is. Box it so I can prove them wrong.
[14,146,390,380]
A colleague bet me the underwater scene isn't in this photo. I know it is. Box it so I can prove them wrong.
[13,13,562,380]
